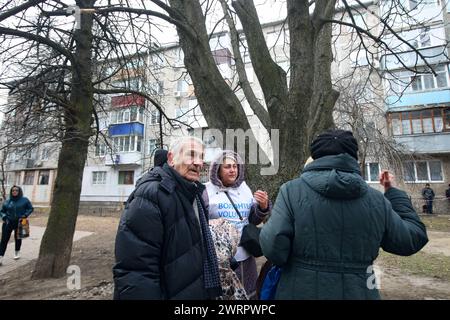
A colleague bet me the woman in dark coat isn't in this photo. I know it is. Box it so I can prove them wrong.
[260,129,428,299]
[0,185,33,265]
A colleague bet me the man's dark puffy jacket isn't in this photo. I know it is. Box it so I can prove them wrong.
[113,164,208,300]
[422,187,435,200]
[260,153,429,300]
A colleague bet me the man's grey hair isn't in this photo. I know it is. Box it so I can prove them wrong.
[169,136,205,157]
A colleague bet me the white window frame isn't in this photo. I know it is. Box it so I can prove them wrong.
[92,171,107,185]
[41,148,49,161]
[95,143,106,157]
[403,160,444,183]
[148,139,158,155]
[150,109,160,125]
[364,162,381,183]
[113,136,142,153]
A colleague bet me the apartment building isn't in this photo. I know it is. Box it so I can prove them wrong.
[2,1,449,213]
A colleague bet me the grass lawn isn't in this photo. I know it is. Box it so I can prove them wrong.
[421,215,450,233]
[377,251,450,282]
[376,215,450,282]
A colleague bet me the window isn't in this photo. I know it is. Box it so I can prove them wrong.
[92,171,107,185]
[175,107,189,123]
[389,66,449,94]
[38,170,50,185]
[389,108,448,135]
[445,109,450,130]
[409,0,418,10]
[150,81,164,95]
[350,48,370,67]
[119,171,134,185]
[148,139,158,155]
[239,35,251,63]
[14,172,21,185]
[364,162,380,183]
[150,54,164,69]
[41,148,49,161]
[23,171,35,185]
[348,13,367,29]
[150,109,160,125]
[176,80,189,93]
[113,136,142,153]
[111,106,143,124]
[95,143,106,157]
[174,48,184,67]
[403,160,443,182]
[266,31,286,49]
[128,77,141,91]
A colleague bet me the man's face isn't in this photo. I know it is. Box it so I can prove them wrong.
[168,141,204,182]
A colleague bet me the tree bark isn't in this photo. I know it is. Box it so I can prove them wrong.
[32,0,94,279]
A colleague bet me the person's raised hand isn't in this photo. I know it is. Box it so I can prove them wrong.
[254,190,269,211]
[379,170,395,191]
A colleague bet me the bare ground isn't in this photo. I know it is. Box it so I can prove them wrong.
[0,213,449,300]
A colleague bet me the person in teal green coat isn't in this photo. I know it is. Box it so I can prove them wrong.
[0,185,33,265]
[260,129,428,300]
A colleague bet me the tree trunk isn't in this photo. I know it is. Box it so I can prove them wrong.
[32,0,94,279]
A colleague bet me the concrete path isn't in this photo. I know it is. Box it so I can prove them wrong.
[0,226,92,277]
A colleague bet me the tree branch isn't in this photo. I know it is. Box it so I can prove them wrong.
[0,27,76,65]
[232,0,287,119]
[95,6,196,40]
[0,0,47,23]
[219,0,270,130]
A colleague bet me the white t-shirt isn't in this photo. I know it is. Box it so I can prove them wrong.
[206,181,255,261]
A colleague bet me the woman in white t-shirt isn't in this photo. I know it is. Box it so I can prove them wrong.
[205,150,271,299]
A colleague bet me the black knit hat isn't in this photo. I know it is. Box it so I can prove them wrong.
[310,129,358,160]
[153,149,168,167]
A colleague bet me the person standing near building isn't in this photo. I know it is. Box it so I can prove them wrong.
[422,183,435,214]
[260,129,428,299]
[445,184,450,202]
[0,185,33,265]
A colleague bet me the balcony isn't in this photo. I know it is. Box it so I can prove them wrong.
[108,122,144,136]
[105,152,142,166]
[380,45,448,71]
[6,159,41,171]
[394,132,450,154]
[385,89,450,110]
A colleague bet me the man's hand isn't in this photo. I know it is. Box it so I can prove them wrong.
[254,190,269,211]
[380,170,395,192]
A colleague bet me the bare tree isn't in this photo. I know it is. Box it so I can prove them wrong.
[0,0,442,278]
[0,0,172,278]
[333,74,415,181]
[136,0,442,196]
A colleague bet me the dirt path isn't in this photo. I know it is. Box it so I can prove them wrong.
[0,226,92,277]
[422,231,450,257]
[377,265,450,300]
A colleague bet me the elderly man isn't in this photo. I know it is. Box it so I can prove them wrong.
[113,136,222,299]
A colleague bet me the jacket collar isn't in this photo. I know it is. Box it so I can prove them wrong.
[163,163,205,203]
[303,153,361,175]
